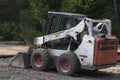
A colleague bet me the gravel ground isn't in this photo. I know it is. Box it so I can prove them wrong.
[0,43,120,80]
[0,57,119,80]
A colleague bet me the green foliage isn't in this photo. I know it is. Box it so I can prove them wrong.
[0,0,120,43]
[17,0,48,42]
[61,0,114,19]
[0,0,28,22]
[47,0,62,11]
[0,22,20,41]
[61,0,94,14]
[18,24,43,43]
[19,0,48,31]
[112,23,120,41]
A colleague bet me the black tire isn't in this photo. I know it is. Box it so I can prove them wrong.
[31,49,51,71]
[56,53,80,76]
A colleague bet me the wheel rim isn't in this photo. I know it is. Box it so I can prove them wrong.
[60,58,70,72]
[33,53,43,67]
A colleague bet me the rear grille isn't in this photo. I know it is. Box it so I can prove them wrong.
[99,40,117,51]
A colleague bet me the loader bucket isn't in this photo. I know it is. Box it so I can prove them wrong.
[9,52,31,68]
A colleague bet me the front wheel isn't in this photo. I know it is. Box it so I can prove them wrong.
[56,53,80,76]
[31,49,51,71]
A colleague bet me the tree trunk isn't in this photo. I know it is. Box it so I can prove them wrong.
[113,0,120,22]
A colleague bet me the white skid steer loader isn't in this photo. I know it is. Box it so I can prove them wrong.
[10,11,118,76]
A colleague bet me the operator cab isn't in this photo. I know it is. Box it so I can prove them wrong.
[43,11,87,35]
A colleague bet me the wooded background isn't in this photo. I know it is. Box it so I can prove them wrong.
[0,0,119,43]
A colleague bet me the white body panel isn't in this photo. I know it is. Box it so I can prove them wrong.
[34,37,43,46]
[44,31,66,42]
[47,49,67,57]
[46,35,95,68]
[75,35,95,67]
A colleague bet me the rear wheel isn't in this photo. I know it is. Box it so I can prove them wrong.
[56,53,80,76]
[31,49,51,71]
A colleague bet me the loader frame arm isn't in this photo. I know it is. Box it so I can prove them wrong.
[34,18,111,46]
[43,18,111,42]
